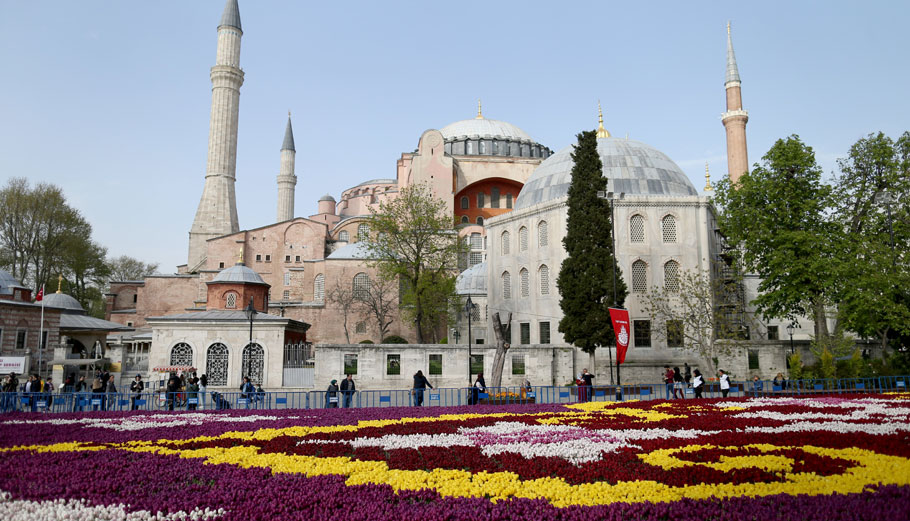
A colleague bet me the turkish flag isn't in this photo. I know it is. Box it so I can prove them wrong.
[609,308,631,364]
[35,285,44,302]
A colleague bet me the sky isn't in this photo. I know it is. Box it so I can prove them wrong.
[1,0,908,272]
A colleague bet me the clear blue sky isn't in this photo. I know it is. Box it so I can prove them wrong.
[1,1,908,271]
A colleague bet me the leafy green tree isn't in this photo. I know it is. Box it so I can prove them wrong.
[60,234,110,317]
[107,255,159,283]
[366,183,462,343]
[557,130,628,362]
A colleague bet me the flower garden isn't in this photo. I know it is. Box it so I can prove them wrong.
[1,394,909,520]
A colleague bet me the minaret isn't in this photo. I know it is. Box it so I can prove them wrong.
[188,0,244,270]
[276,112,297,222]
[722,22,749,183]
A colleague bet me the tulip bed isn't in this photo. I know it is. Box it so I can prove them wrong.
[1,394,910,520]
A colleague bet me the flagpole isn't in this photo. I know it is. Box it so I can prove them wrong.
[38,284,45,380]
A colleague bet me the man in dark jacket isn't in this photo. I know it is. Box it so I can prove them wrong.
[166,374,181,411]
[412,370,433,406]
[339,374,356,408]
[130,375,144,411]
[106,377,118,410]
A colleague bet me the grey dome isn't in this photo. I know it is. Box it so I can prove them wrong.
[514,137,698,210]
[0,269,26,296]
[209,263,266,285]
[318,194,336,202]
[43,292,84,312]
[327,242,375,260]
[440,118,532,142]
[455,262,487,295]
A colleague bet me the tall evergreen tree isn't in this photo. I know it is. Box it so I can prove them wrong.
[557,131,628,355]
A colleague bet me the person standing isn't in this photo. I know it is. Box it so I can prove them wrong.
[412,370,433,406]
[581,369,594,402]
[105,377,117,410]
[130,374,144,411]
[692,369,704,398]
[663,366,675,400]
[718,370,730,398]
[43,376,55,410]
[470,372,486,405]
[198,374,208,410]
[186,377,199,410]
[166,373,181,411]
[91,372,105,411]
[673,367,685,399]
[239,376,255,409]
[73,375,87,412]
[683,363,692,385]
[325,379,339,408]
[340,374,356,408]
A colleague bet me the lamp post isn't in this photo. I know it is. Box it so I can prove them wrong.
[597,190,624,392]
[786,321,797,357]
[465,296,476,386]
[450,328,461,345]
[244,297,257,381]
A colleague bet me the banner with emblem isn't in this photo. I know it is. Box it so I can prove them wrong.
[608,308,631,365]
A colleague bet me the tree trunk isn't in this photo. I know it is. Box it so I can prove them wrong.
[488,312,512,389]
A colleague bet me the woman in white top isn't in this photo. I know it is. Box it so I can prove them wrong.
[718,370,730,397]
[692,369,705,398]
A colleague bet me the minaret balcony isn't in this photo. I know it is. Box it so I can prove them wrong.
[721,109,749,123]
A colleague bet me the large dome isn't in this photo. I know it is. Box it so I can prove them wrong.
[43,292,84,312]
[514,137,698,210]
[209,263,266,285]
[440,118,532,142]
[455,262,487,295]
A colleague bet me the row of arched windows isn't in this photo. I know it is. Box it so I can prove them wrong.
[630,259,680,294]
[501,221,548,254]
[630,214,677,243]
[501,265,550,299]
[169,342,265,386]
[336,224,370,243]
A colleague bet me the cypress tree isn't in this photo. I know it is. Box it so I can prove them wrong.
[557,130,628,355]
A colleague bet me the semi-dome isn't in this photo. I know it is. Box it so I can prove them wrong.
[209,263,266,285]
[514,137,698,210]
[455,262,487,295]
[43,292,84,312]
[440,118,532,142]
[327,242,375,260]
[0,269,26,296]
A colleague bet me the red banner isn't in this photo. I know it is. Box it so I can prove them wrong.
[609,308,631,364]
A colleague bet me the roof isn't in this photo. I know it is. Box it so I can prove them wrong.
[327,241,376,260]
[147,310,310,330]
[0,269,27,296]
[352,178,397,189]
[281,116,295,151]
[514,137,698,210]
[726,22,741,85]
[42,292,84,311]
[318,193,336,202]
[440,118,533,142]
[219,0,242,31]
[59,314,133,332]
[456,262,487,295]
[209,263,267,285]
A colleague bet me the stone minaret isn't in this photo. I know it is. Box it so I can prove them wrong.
[722,22,749,184]
[188,0,244,270]
[276,113,297,222]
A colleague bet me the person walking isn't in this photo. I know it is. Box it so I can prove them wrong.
[198,374,208,410]
[672,367,685,399]
[470,372,487,405]
[43,376,55,410]
[718,370,730,398]
[325,379,339,408]
[663,366,675,400]
[130,374,144,411]
[240,377,255,409]
[412,370,433,406]
[692,369,705,398]
[340,374,356,408]
[1,373,17,413]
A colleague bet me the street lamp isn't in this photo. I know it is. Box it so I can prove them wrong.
[244,297,257,380]
[450,328,461,345]
[785,321,797,357]
[465,296,477,386]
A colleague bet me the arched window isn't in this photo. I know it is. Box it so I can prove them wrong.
[632,260,648,293]
[353,272,370,299]
[539,264,550,295]
[169,343,193,367]
[476,216,484,226]
[501,231,511,255]
[630,214,645,243]
[461,215,469,224]
[338,230,349,242]
[538,220,548,247]
[206,343,229,386]
[502,271,512,300]
[460,196,469,209]
[664,260,680,293]
[519,226,528,251]
[225,292,237,309]
[520,268,530,297]
[491,187,500,208]
[470,233,482,249]
[506,194,513,209]
[242,343,264,385]
[662,215,677,243]
[314,274,325,301]
[357,223,369,242]
[477,192,485,208]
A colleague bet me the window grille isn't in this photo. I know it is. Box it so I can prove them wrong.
[284,273,291,286]
[469,252,483,266]
[520,268,529,297]
[470,354,483,375]
[353,272,370,299]
[429,354,442,375]
[477,192,485,208]
[357,224,369,241]
[506,194,513,209]
[255,254,262,262]
[470,233,482,249]
[539,321,551,344]
[630,214,645,243]
[501,231,510,254]
[314,274,325,301]
[519,227,528,251]
[226,292,237,308]
[470,301,480,321]
[634,320,651,347]
[662,215,677,243]
[206,343,229,385]
[242,343,264,384]
[282,290,290,300]
[664,261,680,293]
[491,187,500,208]
[295,255,301,262]
[538,221,548,246]
[632,260,647,293]
[748,349,760,370]
[476,216,484,226]
[667,320,684,347]
[343,354,358,375]
[520,323,530,344]
[339,230,349,242]
[511,354,526,375]
[169,342,193,367]
[502,271,511,299]
[285,255,291,263]
[356,321,366,334]
[16,330,26,350]
[461,196,469,209]
[386,354,400,375]
[265,255,271,262]
[768,325,779,341]
[539,265,550,295]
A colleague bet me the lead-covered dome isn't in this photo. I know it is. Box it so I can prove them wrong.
[0,269,26,296]
[455,262,487,295]
[514,137,698,210]
[43,292,84,312]
[209,263,266,285]
[439,116,551,159]
[440,119,532,142]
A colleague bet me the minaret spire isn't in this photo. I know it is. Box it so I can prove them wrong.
[721,22,749,184]
[476,99,483,119]
[704,161,713,192]
[277,112,297,222]
[596,101,611,138]
[188,0,244,270]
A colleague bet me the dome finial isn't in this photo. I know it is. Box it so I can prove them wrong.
[238,247,244,265]
[56,274,63,294]
[704,161,713,192]
[476,99,483,119]
[596,101,611,138]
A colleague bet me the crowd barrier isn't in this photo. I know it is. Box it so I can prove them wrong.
[1,375,907,414]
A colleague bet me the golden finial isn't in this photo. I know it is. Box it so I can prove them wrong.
[56,274,63,294]
[596,101,611,138]
[476,99,483,119]
[704,161,713,192]
[238,247,244,265]
[288,109,291,118]
[727,21,731,36]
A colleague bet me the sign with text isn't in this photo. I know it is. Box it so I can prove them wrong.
[608,308,631,365]
[0,357,27,374]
